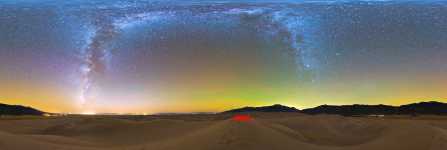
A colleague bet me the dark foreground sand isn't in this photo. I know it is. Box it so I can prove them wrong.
[1,113,447,150]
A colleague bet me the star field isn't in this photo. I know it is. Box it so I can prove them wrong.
[0,0,446,113]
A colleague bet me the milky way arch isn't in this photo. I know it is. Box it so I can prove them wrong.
[75,4,321,109]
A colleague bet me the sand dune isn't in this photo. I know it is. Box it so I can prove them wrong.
[1,114,447,150]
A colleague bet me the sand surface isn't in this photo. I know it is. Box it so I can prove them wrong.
[1,113,447,150]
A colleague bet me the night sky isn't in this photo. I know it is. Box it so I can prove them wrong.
[0,0,446,114]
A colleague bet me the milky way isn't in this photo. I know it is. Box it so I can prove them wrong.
[72,2,323,109]
[78,12,160,106]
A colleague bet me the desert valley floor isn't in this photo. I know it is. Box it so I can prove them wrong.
[1,113,447,150]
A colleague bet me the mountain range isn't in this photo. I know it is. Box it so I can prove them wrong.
[223,101,447,116]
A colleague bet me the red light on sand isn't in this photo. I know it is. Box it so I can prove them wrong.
[232,114,252,122]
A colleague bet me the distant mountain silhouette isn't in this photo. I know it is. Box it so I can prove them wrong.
[0,103,45,116]
[223,104,300,113]
[302,104,398,116]
[399,101,447,115]
[223,101,447,116]
[302,101,447,116]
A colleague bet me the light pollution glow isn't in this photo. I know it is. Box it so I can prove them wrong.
[0,0,446,114]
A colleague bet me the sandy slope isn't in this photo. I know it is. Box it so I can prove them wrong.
[0,113,447,150]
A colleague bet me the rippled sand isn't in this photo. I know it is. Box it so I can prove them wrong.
[1,113,447,150]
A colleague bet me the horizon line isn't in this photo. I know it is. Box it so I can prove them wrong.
[2,100,446,115]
